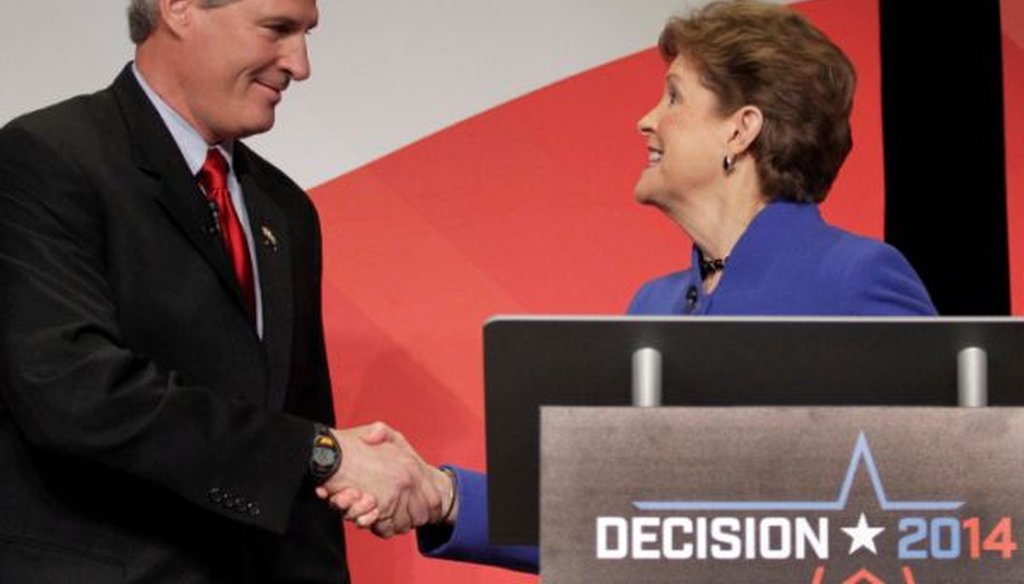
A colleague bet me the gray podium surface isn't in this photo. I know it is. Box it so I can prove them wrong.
[540,407,1024,583]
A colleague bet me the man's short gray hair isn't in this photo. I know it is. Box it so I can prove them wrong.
[127,0,236,44]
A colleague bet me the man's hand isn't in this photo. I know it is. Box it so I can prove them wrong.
[315,422,449,536]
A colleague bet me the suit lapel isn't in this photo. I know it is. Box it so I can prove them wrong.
[111,66,255,324]
[236,148,294,409]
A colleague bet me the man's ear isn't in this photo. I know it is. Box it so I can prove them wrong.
[159,0,195,37]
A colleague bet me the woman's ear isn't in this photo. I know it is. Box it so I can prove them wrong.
[727,105,764,155]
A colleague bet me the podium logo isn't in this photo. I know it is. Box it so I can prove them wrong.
[595,432,1018,580]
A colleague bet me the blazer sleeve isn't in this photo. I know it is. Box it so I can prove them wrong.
[417,467,540,573]
[265,198,348,580]
[0,122,316,535]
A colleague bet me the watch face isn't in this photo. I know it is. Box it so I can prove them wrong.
[312,447,337,467]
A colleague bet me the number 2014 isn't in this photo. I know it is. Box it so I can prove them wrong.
[898,517,1017,560]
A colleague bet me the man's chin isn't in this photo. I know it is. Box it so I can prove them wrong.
[234,114,277,140]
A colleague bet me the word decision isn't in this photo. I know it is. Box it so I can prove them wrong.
[597,516,828,561]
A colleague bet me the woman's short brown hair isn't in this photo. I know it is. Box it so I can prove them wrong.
[659,0,856,203]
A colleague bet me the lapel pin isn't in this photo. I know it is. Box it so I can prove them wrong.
[261,225,279,252]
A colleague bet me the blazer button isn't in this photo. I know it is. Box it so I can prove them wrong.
[685,286,699,313]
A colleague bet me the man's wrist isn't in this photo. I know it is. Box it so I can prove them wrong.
[308,424,342,485]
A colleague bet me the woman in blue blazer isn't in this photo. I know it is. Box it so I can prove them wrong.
[413,202,935,573]
[335,0,935,574]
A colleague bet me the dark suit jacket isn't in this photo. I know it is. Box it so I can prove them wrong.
[0,65,348,583]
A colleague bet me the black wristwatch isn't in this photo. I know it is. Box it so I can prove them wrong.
[309,424,342,484]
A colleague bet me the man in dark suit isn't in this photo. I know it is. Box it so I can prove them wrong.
[0,0,449,581]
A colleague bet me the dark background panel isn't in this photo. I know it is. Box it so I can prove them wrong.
[881,0,1010,315]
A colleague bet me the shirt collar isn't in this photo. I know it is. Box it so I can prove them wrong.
[131,62,234,175]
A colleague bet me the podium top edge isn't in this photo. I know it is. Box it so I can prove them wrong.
[483,315,1024,326]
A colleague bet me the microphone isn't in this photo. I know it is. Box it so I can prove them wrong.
[685,286,698,313]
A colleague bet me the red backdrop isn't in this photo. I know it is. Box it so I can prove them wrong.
[1003,0,1024,315]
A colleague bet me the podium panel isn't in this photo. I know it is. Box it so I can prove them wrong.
[488,316,1024,544]
[540,407,1024,583]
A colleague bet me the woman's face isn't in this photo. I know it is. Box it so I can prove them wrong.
[634,54,734,209]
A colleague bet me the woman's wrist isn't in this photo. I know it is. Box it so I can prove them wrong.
[436,466,459,525]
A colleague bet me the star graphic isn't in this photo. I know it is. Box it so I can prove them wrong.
[841,513,885,555]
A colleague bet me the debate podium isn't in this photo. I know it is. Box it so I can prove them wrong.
[483,317,1024,581]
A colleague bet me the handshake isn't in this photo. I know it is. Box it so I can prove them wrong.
[314,423,457,537]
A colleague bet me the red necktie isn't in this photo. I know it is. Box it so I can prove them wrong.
[197,148,256,321]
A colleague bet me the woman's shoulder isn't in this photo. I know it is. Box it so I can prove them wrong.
[815,225,912,275]
[627,268,698,315]
[815,227,936,315]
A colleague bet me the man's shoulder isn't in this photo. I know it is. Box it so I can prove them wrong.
[235,142,313,206]
[235,143,296,185]
[1,81,122,150]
